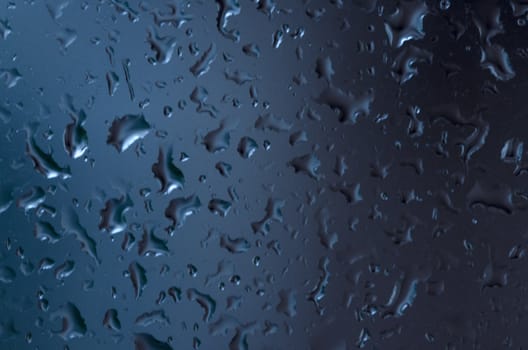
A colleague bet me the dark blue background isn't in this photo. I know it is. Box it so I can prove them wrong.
[1,0,527,349]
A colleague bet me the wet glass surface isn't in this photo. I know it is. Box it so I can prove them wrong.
[1,0,528,349]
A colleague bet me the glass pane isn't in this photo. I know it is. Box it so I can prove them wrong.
[0,1,524,349]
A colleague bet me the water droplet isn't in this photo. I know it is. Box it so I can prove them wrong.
[107,114,151,152]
